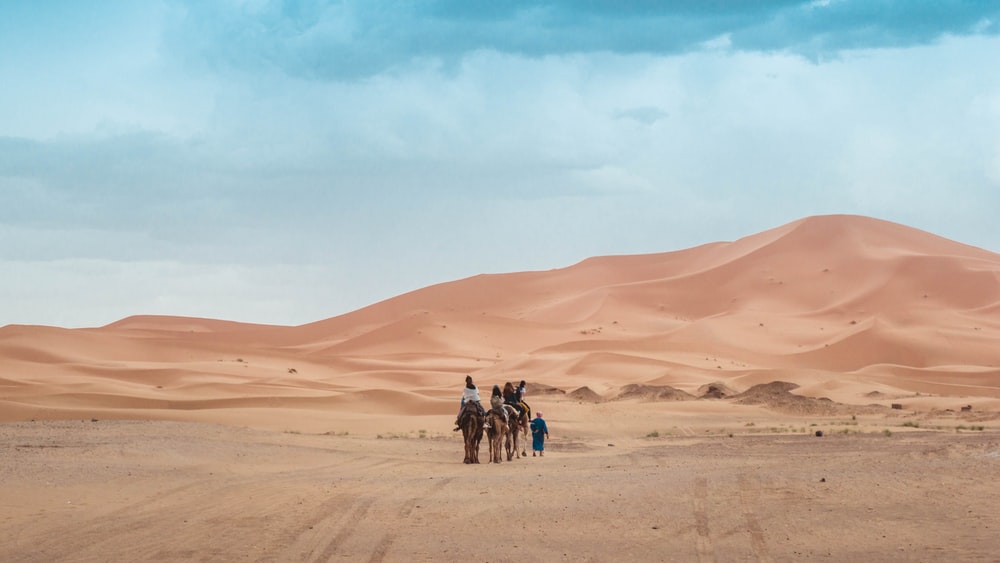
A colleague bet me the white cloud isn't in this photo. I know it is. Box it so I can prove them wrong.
[1,3,999,326]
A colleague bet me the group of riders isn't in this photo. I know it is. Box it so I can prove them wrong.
[454,375,530,431]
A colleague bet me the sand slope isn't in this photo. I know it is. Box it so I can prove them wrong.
[1,214,999,430]
[4,214,1000,561]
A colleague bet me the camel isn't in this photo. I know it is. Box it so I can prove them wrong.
[485,408,509,464]
[505,404,529,459]
[457,403,485,464]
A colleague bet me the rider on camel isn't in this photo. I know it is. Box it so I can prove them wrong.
[516,379,531,419]
[503,381,526,418]
[490,384,508,424]
[453,375,486,431]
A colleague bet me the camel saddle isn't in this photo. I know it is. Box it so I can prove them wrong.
[458,401,484,426]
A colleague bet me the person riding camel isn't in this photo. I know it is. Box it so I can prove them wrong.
[503,381,526,419]
[490,384,508,424]
[516,379,531,420]
[453,375,486,431]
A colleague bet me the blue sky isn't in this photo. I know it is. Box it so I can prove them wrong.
[2,0,999,327]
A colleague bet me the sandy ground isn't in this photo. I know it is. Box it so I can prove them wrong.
[2,400,999,562]
[3,215,1000,561]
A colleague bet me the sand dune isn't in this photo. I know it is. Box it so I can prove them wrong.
[4,214,1000,561]
[2,214,999,428]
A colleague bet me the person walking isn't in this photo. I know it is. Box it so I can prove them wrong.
[531,411,549,456]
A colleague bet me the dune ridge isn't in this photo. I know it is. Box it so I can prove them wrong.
[2,214,999,429]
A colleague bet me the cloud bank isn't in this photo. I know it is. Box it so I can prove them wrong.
[1,1,998,326]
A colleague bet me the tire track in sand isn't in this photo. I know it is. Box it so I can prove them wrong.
[13,479,239,561]
[692,476,715,563]
[738,472,773,563]
[285,452,420,561]
[369,476,456,563]
[306,496,377,562]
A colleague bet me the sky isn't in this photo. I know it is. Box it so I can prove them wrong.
[2,0,999,328]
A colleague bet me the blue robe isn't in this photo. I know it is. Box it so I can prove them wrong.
[531,417,548,451]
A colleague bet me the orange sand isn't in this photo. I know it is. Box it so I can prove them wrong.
[2,214,999,561]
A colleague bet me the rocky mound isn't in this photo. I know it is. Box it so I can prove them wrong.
[731,381,887,416]
[697,382,737,399]
[567,386,604,402]
[730,381,836,415]
[530,383,567,396]
[612,384,695,402]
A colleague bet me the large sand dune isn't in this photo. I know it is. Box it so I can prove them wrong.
[3,214,1000,561]
[3,214,998,429]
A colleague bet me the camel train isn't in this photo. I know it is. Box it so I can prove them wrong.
[455,379,531,464]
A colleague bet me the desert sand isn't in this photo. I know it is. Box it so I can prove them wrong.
[2,214,999,561]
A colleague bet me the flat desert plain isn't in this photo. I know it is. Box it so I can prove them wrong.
[2,215,999,561]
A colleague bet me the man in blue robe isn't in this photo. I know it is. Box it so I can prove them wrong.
[531,411,549,456]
